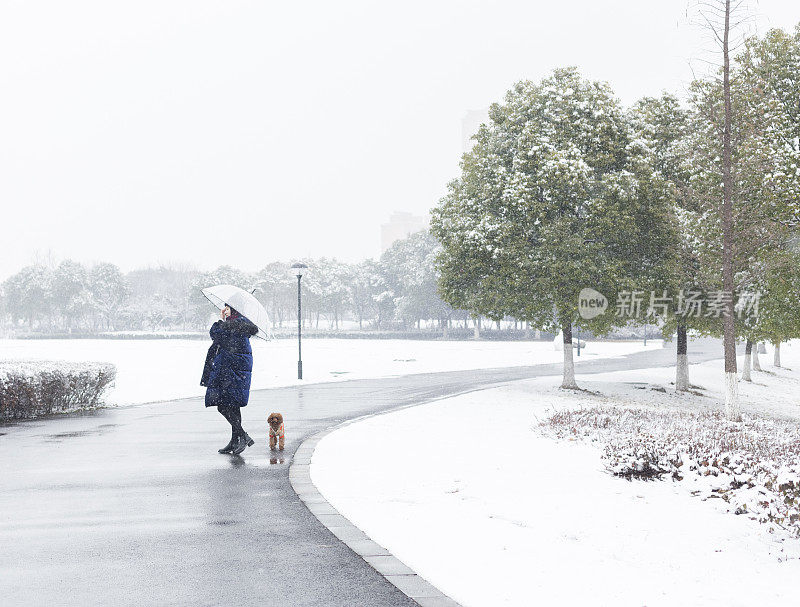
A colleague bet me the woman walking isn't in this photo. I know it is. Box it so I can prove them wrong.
[201,304,259,455]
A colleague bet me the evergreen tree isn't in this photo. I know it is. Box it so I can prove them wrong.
[432,68,677,388]
[686,22,800,405]
[738,25,800,227]
[629,93,721,390]
[380,231,453,332]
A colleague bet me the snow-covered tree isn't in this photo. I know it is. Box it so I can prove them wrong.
[738,25,800,228]
[50,260,88,329]
[310,258,353,330]
[380,231,454,332]
[736,25,800,366]
[629,93,724,390]
[686,0,760,419]
[1,264,54,329]
[433,68,677,388]
[685,20,800,411]
[255,262,297,328]
[349,260,384,329]
[756,250,800,367]
[88,263,129,331]
[124,265,198,331]
[190,265,256,328]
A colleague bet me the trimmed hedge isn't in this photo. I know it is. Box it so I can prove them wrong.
[0,361,116,420]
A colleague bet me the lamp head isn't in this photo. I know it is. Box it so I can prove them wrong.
[290,262,309,278]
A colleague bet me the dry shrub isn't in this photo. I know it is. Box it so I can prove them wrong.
[543,406,800,537]
[0,361,116,420]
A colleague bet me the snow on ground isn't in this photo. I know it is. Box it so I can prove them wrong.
[311,340,800,607]
[591,340,800,421]
[0,338,659,406]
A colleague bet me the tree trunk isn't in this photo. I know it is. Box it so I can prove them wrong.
[676,324,690,391]
[473,316,480,339]
[752,344,762,371]
[561,319,577,389]
[721,0,740,421]
[774,341,782,367]
[742,340,753,382]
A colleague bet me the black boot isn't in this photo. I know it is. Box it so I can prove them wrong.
[218,433,235,454]
[230,433,248,455]
[243,432,255,447]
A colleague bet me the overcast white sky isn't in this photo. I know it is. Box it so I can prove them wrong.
[0,0,797,279]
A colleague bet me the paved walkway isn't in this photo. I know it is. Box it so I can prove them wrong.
[0,341,722,606]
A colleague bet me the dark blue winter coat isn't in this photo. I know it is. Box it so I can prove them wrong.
[201,316,258,408]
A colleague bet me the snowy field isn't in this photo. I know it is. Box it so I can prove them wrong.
[0,338,659,406]
[311,341,800,607]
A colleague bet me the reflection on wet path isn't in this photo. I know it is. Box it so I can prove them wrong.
[0,340,723,606]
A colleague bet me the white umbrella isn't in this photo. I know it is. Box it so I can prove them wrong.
[201,284,272,340]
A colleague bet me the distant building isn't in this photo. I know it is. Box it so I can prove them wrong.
[462,108,490,152]
[381,211,428,253]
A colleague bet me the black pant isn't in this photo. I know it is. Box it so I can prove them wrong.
[217,405,244,438]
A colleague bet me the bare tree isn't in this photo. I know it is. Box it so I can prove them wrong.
[720,0,739,419]
[688,0,756,421]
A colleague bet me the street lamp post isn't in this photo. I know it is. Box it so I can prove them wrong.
[291,263,308,380]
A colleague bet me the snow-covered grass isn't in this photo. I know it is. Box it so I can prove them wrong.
[593,340,800,421]
[310,340,800,607]
[0,337,660,406]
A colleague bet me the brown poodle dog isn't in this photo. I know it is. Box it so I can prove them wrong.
[267,412,285,451]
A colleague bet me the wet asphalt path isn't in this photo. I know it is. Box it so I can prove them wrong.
[0,340,723,606]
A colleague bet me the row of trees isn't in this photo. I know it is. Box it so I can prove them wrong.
[431,18,800,420]
[192,232,462,332]
[0,233,481,335]
[0,262,131,332]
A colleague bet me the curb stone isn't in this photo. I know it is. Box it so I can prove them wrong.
[289,412,466,607]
